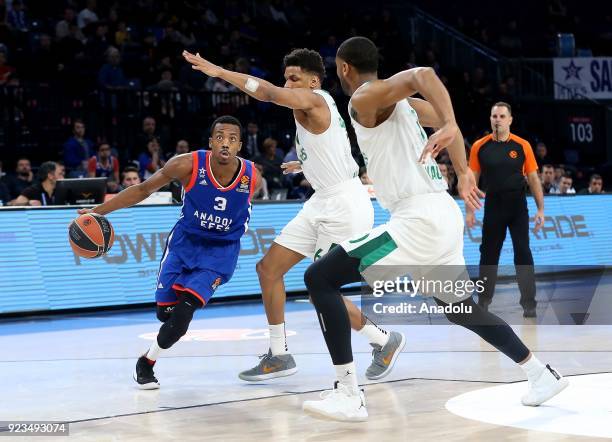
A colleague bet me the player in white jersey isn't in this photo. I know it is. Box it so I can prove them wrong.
[301,37,569,422]
[183,49,405,381]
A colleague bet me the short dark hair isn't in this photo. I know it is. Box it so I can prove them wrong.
[37,161,57,182]
[542,164,554,170]
[562,173,572,180]
[590,173,602,182]
[282,48,325,81]
[492,101,512,115]
[210,115,243,139]
[121,166,139,179]
[336,36,379,74]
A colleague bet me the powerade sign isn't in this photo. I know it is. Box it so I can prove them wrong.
[554,57,612,99]
[0,196,611,314]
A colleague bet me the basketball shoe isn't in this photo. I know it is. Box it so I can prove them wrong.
[303,382,368,422]
[133,355,160,390]
[522,364,569,406]
[238,349,297,381]
[366,331,405,380]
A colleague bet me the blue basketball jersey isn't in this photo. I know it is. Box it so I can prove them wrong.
[176,150,256,241]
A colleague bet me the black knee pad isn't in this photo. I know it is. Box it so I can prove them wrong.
[156,304,176,322]
[157,294,201,349]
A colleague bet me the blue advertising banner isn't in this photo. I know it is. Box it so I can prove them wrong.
[0,195,610,314]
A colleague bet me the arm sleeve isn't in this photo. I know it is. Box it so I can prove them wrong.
[468,138,486,173]
[521,140,538,175]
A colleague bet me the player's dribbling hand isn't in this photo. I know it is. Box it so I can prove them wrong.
[281,161,303,174]
[457,169,485,212]
[419,122,459,163]
[182,50,223,77]
[77,208,94,215]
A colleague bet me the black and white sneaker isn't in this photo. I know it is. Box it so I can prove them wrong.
[133,356,160,390]
[522,364,568,406]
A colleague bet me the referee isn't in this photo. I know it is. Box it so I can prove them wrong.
[466,102,544,317]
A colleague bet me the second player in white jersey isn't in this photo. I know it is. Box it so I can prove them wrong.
[349,94,447,209]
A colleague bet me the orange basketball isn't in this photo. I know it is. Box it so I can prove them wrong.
[68,213,115,259]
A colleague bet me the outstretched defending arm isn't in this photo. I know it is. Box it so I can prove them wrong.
[79,154,192,216]
[183,51,323,111]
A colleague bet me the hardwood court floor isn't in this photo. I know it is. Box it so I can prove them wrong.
[1,277,610,441]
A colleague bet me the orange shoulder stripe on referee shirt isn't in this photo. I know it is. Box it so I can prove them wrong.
[509,134,538,175]
[468,134,492,172]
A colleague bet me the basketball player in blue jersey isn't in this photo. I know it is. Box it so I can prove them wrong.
[78,116,260,389]
[184,49,405,382]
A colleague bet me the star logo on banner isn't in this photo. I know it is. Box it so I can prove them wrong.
[199,167,206,177]
[562,60,583,80]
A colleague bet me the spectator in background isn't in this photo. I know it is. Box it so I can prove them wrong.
[120,166,141,189]
[438,162,457,196]
[578,174,603,194]
[9,161,62,206]
[98,46,127,89]
[243,121,262,159]
[287,175,312,200]
[166,139,190,160]
[553,164,565,188]
[56,7,77,40]
[78,0,99,30]
[551,173,576,194]
[0,52,16,86]
[63,119,94,175]
[540,164,556,194]
[251,163,269,200]
[5,158,34,199]
[7,0,28,33]
[283,144,298,163]
[0,180,10,206]
[0,160,5,181]
[254,137,284,189]
[139,138,165,180]
[135,116,159,153]
[535,142,552,167]
[88,142,120,191]
[319,35,338,69]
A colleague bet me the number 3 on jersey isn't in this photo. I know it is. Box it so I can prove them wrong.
[213,197,227,211]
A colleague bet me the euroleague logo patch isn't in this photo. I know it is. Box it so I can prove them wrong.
[508,150,518,159]
[237,174,250,193]
[139,328,297,342]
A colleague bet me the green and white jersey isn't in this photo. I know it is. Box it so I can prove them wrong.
[348,96,447,211]
[295,89,359,191]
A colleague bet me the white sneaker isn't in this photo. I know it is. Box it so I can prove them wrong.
[522,364,569,406]
[303,382,368,422]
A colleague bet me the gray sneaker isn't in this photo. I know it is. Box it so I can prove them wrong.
[239,349,298,382]
[365,331,406,380]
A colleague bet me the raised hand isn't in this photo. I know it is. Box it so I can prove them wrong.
[182,50,223,78]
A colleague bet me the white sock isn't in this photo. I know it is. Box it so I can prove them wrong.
[358,320,390,347]
[335,362,359,395]
[269,323,288,355]
[519,354,545,380]
[146,340,165,361]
